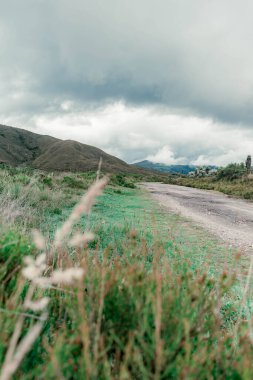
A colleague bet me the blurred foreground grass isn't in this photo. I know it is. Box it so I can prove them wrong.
[0,166,253,379]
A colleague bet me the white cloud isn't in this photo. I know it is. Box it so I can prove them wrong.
[4,102,253,166]
[61,101,74,112]
[146,146,186,165]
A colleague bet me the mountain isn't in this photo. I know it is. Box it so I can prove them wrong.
[0,124,137,173]
[133,160,198,174]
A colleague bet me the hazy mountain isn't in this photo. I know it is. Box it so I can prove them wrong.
[134,160,211,174]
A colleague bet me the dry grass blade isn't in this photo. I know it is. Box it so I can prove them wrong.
[0,176,109,380]
[0,313,47,380]
[54,176,108,249]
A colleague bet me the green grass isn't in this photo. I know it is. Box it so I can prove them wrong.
[0,167,253,379]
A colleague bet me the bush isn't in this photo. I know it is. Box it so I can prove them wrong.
[111,174,136,188]
[243,191,253,200]
[216,163,246,181]
[62,176,85,189]
[0,229,34,301]
[41,176,53,188]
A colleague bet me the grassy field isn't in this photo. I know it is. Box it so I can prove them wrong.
[167,175,253,200]
[0,166,253,379]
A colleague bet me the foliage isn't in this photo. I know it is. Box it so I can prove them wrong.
[41,176,53,188]
[110,174,136,188]
[0,229,34,301]
[216,163,246,181]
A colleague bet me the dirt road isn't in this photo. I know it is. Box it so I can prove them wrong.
[143,183,253,251]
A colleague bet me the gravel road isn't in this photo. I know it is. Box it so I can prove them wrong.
[143,183,253,251]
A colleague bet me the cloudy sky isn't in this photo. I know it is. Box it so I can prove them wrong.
[1,0,253,165]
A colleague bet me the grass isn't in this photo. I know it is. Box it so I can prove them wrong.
[166,176,253,200]
[0,166,253,378]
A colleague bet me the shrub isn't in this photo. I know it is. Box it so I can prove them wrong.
[216,163,246,181]
[41,176,53,188]
[0,229,34,301]
[62,176,85,189]
[111,174,136,188]
[243,191,253,200]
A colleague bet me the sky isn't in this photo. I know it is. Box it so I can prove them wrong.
[1,0,253,165]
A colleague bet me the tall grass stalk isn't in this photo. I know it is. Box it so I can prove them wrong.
[0,177,108,380]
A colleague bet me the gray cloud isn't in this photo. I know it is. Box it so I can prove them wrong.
[1,0,253,164]
[1,0,253,123]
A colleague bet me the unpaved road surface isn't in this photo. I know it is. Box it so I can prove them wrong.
[143,183,253,251]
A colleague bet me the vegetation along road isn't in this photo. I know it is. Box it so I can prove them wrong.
[143,183,253,252]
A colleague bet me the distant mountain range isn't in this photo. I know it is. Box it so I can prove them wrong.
[0,125,146,174]
[134,160,217,174]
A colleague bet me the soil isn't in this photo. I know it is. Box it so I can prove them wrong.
[143,183,253,252]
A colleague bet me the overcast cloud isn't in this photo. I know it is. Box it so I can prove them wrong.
[1,0,253,165]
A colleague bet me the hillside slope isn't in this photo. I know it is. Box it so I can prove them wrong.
[0,125,135,173]
[0,124,58,166]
